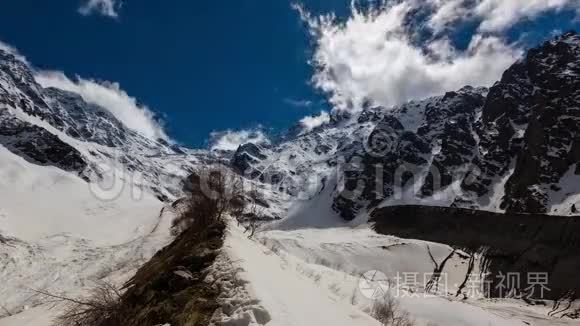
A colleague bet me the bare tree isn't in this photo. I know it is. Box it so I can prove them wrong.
[371,294,415,326]
[243,200,261,239]
[0,305,12,318]
[172,164,246,234]
[236,185,265,239]
[34,281,123,326]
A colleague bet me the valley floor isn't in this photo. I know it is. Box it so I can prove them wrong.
[0,144,175,324]
[0,207,174,325]
[218,222,580,326]
[0,208,174,326]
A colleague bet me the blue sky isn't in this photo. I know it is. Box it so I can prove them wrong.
[0,1,578,148]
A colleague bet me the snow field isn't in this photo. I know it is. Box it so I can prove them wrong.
[222,221,580,326]
[0,145,176,324]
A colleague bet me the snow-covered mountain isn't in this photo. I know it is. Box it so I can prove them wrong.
[0,48,222,202]
[1,32,580,326]
[2,31,577,240]
[234,31,580,222]
[0,47,218,320]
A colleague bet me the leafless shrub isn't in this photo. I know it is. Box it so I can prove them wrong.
[242,200,262,239]
[371,294,415,326]
[172,165,245,235]
[35,281,123,326]
[0,305,12,318]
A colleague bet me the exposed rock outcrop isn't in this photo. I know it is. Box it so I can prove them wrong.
[371,205,580,300]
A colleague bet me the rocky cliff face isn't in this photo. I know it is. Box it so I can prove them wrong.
[333,86,489,220]
[475,31,580,214]
[0,107,87,175]
[0,54,88,175]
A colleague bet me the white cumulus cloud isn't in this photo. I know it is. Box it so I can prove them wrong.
[427,0,577,33]
[296,0,576,112]
[284,98,314,108]
[35,71,167,141]
[300,111,330,132]
[427,0,471,33]
[79,0,120,18]
[209,129,270,151]
[474,0,575,32]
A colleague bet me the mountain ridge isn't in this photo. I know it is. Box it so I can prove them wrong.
[2,32,578,217]
[232,31,580,221]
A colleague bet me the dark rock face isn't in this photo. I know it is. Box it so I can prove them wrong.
[0,51,50,118]
[420,87,486,196]
[498,32,580,213]
[357,106,384,124]
[371,205,580,300]
[333,86,487,220]
[0,51,92,176]
[0,107,87,175]
[457,32,580,213]
[231,143,267,176]
[0,51,133,150]
[332,32,580,219]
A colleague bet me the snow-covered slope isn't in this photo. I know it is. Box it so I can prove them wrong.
[0,49,216,322]
[0,143,162,243]
[216,221,578,326]
[0,143,176,320]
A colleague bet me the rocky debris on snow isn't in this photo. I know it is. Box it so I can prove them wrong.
[112,221,226,326]
[207,250,271,326]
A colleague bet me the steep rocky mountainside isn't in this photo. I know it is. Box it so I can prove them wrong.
[472,32,580,214]
[234,32,580,221]
[0,50,219,201]
[2,32,577,220]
